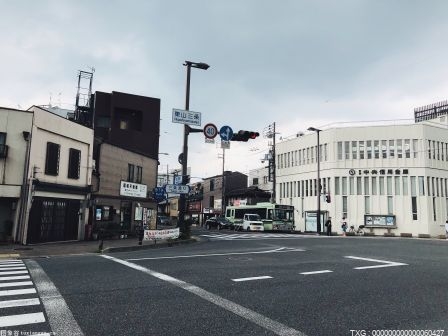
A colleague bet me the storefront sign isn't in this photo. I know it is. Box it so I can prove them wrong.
[144,228,180,240]
[120,181,147,198]
[349,169,409,176]
[365,215,396,227]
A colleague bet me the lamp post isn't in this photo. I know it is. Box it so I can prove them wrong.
[307,127,322,234]
[179,61,210,237]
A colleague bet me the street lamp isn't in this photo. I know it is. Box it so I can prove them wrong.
[307,127,322,234]
[179,60,210,237]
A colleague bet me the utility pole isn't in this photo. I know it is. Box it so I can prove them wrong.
[221,147,226,216]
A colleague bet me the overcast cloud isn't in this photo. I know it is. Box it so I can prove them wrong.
[1,0,448,180]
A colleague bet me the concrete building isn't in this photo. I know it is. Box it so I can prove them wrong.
[276,101,448,237]
[248,166,272,193]
[0,106,94,244]
[89,91,161,237]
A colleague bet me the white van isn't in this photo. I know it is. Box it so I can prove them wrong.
[242,214,264,231]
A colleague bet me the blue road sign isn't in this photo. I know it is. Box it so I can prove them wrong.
[219,125,233,141]
[153,187,166,201]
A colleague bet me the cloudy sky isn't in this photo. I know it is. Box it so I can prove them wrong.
[1,0,448,181]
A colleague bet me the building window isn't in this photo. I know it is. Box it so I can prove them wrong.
[67,148,81,179]
[210,179,215,191]
[374,140,379,159]
[349,177,355,195]
[389,140,395,158]
[357,177,362,195]
[97,117,111,128]
[359,141,365,159]
[335,177,340,195]
[342,177,347,195]
[45,142,60,176]
[305,180,309,197]
[394,176,400,195]
[352,141,357,160]
[342,196,348,218]
[372,177,377,195]
[209,196,214,208]
[433,197,437,221]
[412,139,418,159]
[418,176,425,196]
[128,164,142,183]
[252,178,259,186]
[387,196,393,214]
[379,177,385,195]
[136,166,142,183]
[337,142,342,160]
[345,141,350,160]
[428,140,431,159]
[404,139,410,159]
[324,144,328,161]
[402,176,408,196]
[397,139,402,158]
[279,184,283,198]
[365,196,370,214]
[364,177,369,195]
[387,176,392,195]
[411,197,418,220]
[366,141,372,159]
[432,141,436,159]
[382,140,387,158]
[411,176,416,196]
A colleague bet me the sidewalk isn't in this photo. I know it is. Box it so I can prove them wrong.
[0,236,198,259]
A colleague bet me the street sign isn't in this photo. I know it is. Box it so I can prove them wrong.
[152,187,166,201]
[203,123,218,139]
[174,175,182,185]
[172,108,201,126]
[165,184,190,194]
[221,140,230,149]
[219,125,233,141]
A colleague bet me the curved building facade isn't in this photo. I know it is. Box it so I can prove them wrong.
[276,110,448,237]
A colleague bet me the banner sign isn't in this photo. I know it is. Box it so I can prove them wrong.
[144,228,180,240]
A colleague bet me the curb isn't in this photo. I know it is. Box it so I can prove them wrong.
[103,237,198,253]
[0,253,20,259]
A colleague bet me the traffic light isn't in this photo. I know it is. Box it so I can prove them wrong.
[231,130,260,142]
[325,194,331,203]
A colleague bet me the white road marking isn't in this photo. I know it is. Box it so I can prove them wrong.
[0,263,24,268]
[0,266,27,270]
[201,233,309,240]
[300,270,333,275]
[0,281,33,288]
[0,260,23,264]
[0,298,41,309]
[26,259,84,336]
[102,255,307,336]
[0,275,30,281]
[232,276,273,282]
[0,270,28,275]
[127,247,305,261]
[0,312,45,328]
[0,288,36,297]
[345,256,408,269]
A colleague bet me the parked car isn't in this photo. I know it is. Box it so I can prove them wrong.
[157,215,171,226]
[205,216,233,230]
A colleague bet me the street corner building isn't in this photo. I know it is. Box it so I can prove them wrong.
[0,105,94,244]
[0,90,161,245]
[276,100,448,238]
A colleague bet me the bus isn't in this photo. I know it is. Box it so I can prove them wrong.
[225,202,295,231]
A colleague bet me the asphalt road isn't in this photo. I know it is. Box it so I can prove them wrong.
[2,228,448,336]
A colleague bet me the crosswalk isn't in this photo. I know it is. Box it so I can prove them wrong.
[201,233,320,240]
[0,259,51,335]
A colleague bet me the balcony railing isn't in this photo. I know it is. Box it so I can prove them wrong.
[0,144,8,158]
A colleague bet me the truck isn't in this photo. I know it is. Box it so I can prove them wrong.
[242,213,264,231]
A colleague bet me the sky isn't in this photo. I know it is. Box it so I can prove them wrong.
[1,0,448,182]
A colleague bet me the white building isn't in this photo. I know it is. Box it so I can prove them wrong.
[276,101,448,237]
[248,166,272,192]
[0,106,94,244]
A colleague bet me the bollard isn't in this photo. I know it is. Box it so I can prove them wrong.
[98,228,104,251]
